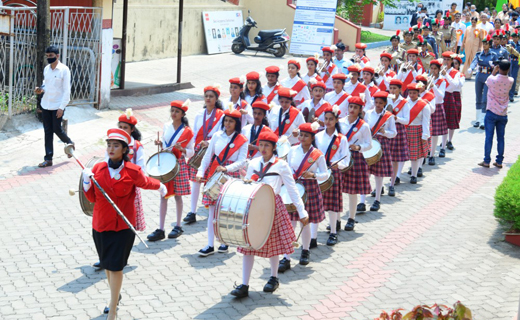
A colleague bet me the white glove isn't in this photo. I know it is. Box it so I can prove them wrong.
[467,68,472,74]
[158,183,167,198]
[82,168,93,182]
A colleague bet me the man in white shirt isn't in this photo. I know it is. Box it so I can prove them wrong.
[478,13,494,34]
[451,12,467,53]
[35,46,74,167]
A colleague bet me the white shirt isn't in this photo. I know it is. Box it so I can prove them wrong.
[241,124,273,159]
[315,129,351,170]
[363,82,380,111]
[430,76,447,104]
[420,91,436,113]
[478,21,494,34]
[344,80,370,98]
[319,63,339,89]
[302,73,320,85]
[162,122,195,159]
[406,98,431,140]
[454,72,465,92]
[364,109,397,139]
[339,117,372,152]
[298,98,328,124]
[128,137,147,172]
[389,96,411,126]
[287,145,329,182]
[228,97,254,127]
[197,130,248,177]
[268,105,305,145]
[244,93,267,106]
[190,108,224,147]
[444,67,462,93]
[245,155,308,219]
[324,90,349,119]
[281,75,311,103]
[41,61,71,110]
[451,21,467,46]
[262,83,280,106]
[397,65,423,83]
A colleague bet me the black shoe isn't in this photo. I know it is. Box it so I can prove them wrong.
[473,121,480,128]
[356,203,366,212]
[93,261,102,270]
[299,249,310,265]
[428,157,435,166]
[326,233,338,246]
[218,244,229,253]
[422,158,426,165]
[395,177,401,185]
[370,187,384,197]
[263,277,280,293]
[183,212,196,224]
[388,186,395,197]
[230,284,249,298]
[198,246,215,257]
[515,91,518,96]
[309,238,318,249]
[479,124,485,130]
[407,168,412,175]
[439,149,446,158]
[417,168,423,177]
[327,220,341,232]
[168,226,183,239]
[446,141,454,150]
[278,257,291,273]
[344,218,356,231]
[370,200,380,211]
[103,294,122,314]
[38,160,53,168]
[147,229,165,241]
[510,98,514,102]
[410,176,418,184]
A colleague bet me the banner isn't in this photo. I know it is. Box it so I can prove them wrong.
[383,0,464,30]
[289,0,337,55]
[202,11,243,55]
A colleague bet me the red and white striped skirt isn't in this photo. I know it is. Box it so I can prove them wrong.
[444,91,461,130]
[369,135,393,177]
[389,123,411,162]
[431,103,448,136]
[165,156,191,198]
[342,151,372,195]
[288,178,325,223]
[322,167,343,212]
[406,125,429,160]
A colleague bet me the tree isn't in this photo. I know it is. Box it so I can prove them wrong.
[337,0,414,25]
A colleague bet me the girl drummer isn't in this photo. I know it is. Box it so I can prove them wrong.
[147,100,195,242]
[387,79,410,197]
[229,77,253,127]
[244,71,267,106]
[184,85,225,225]
[196,108,248,256]
[405,83,431,184]
[299,79,331,127]
[82,128,165,320]
[268,87,306,146]
[230,131,309,298]
[302,54,321,86]
[364,91,396,211]
[280,122,327,270]
[426,60,448,165]
[361,66,381,111]
[242,101,273,160]
[281,59,311,106]
[315,105,350,245]
[324,73,350,119]
[339,96,372,227]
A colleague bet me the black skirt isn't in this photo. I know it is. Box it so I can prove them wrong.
[93,228,135,271]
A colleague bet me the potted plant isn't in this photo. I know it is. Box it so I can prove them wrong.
[494,155,520,247]
[375,302,472,319]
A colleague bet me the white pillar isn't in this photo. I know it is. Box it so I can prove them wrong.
[99,28,113,108]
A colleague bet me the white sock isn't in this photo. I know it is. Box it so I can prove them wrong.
[207,205,215,247]
[301,223,311,250]
[159,197,168,230]
[411,159,421,177]
[360,194,366,204]
[310,223,319,239]
[270,256,279,278]
[328,211,338,234]
[190,181,201,213]
[441,134,448,148]
[374,176,384,202]
[448,129,455,142]
[430,136,438,157]
[175,195,183,227]
[397,162,405,178]
[348,194,357,219]
[242,255,254,285]
[284,221,298,260]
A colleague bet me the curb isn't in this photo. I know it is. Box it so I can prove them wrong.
[366,40,390,49]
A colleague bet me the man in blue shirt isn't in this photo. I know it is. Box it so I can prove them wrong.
[333,41,351,74]
[423,21,438,58]
[490,32,508,60]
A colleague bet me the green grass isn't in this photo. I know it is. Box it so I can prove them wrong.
[360,31,391,43]
[494,155,520,232]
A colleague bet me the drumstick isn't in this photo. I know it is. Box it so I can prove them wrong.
[164,139,188,151]
[328,154,349,169]
[157,132,160,166]
[292,222,307,248]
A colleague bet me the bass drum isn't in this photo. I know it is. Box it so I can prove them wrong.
[78,156,104,217]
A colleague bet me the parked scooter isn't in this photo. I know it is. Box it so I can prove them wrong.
[232,11,290,57]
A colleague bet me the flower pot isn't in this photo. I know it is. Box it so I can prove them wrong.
[504,233,520,247]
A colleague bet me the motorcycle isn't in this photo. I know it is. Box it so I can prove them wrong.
[232,11,290,58]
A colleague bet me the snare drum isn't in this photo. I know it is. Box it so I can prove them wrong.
[146,151,179,183]
[319,169,335,193]
[280,182,307,212]
[339,155,355,173]
[276,139,291,160]
[78,156,104,217]
[363,139,383,166]
[188,146,207,170]
[203,171,231,201]
[214,180,276,250]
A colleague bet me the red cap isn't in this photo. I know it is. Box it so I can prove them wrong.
[407,83,421,91]
[204,85,221,97]
[332,73,348,80]
[265,66,280,74]
[311,80,327,90]
[118,108,138,126]
[107,128,131,145]
[306,56,319,64]
[224,109,242,119]
[389,79,403,87]
[380,52,393,61]
[407,49,419,55]
[362,66,375,74]
[347,64,362,73]
[299,122,320,134]
[278,87,297,99]
[415,74,428,82]
[288,59,301,70]
[323,104,341,117]
[170,100,190,112]
[373,91,389,99]
[322,46,334,53]
[430,59,442,67]
[453,55,462,64]
[229,77,244,85]
[251,101,270,111]
[258,131,278,143]
[246,71,260,81]
[349,96,365,107]
[355,43,367,50]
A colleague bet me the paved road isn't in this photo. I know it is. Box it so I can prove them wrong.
[1,48,520,320]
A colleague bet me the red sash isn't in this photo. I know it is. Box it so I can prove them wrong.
[361,56,370,64]
[334,92,349,106]
[249,126,273,158]
[407,99,428,125]
[128,140,143,162]
[195,109,224,145]
[251,158,279,181]
[321,63,336,83]
[371,111,393,135]
[435,78,447,88]
[208,134,248,178]
[236,100,248,110]
[351,83,367,97]
[170,127,194,159]
[291,79,307,94]
[392,98,408,116]
[266,85,280,103]
[403,70,415,87]
[421,91,435,103]
[326,133,343,162]
[314,101,331,118]
[378,70,396,92]
[293,148,323,180]
[274,107,300,136]
[448,69,458,79]
[346,118,366,142]
[368,85,379,96]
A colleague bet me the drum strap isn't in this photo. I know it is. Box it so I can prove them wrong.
[293,147,316,180]
[324,135,337,166]
[252,161,277,181]
[345,118,361,142]
[250,94,261,105]
[249,125,263,157]
[278,111,290,136]
[213,132,239,165]
[166,124,185,148]
[202,108,216,141]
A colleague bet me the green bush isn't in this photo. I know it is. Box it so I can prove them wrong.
[494,155,520,232]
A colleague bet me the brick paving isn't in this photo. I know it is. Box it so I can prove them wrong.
[1,49,520,320]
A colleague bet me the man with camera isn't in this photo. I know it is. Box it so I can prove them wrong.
[478,60,513,169]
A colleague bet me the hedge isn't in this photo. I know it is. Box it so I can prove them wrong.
[494,155,520,232]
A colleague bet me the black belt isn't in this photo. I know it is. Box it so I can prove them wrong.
[444,40,451,44]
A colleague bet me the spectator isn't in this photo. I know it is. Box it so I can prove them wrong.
[470,5,479,19]
[511,11,519,27]
[494,18,503,32]
[451,12,467,53]
[463,11,471,27]
[333,41,350,74]
[462,17,481,79]
[478,13,494,34]
[478,60,512,169]
[497,3,510,23]
[410,3,423,26]
[449,2,459,16]
[435,9,443,21]
[491,9,498,21]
